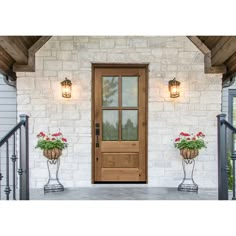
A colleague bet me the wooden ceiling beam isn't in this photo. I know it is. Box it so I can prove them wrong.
[187,36,226,74]
[187,36,210,54]
[0,36,28,64]
[204,52,226,74]
[13,36,51,72]
[211,37,236,66]
[0,45,16,80]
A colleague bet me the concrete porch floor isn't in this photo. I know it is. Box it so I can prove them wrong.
[30,187,218,200]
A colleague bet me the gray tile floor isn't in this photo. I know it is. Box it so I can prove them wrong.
[30,187,218,200]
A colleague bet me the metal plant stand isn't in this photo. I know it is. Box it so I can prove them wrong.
[44,158,64,193]
[178,158,198,192]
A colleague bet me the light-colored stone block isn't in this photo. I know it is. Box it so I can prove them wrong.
[17,95,30,105]
[44,61,62,70]
[57,51,72,60]
[63,61,79,70]
[100,39,115,48]
[60,41,74,50]
[17,77,35,90]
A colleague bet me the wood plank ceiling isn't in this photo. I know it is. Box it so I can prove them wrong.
[188,36,236,85]
[0,36,51,81]
[0,36,236,86]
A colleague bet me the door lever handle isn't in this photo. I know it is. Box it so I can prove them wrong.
[95,123,100,147]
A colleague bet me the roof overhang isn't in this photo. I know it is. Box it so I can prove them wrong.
[0,36,51,81]
[188,36,236,86]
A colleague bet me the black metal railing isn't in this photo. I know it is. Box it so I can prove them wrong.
[217,114,236,200]
[0,114,29,200]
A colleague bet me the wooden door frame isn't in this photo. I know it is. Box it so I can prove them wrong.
[91,63,149,183]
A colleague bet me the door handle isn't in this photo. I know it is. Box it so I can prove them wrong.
[95,123,100,147]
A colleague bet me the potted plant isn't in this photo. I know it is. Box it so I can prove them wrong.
[36,132,68,160]
[36,131,68,193]
[174,131,206,159]
[174,132,206,192]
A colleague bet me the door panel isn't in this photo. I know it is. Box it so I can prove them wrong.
[102,153,139,168]
[101,168,140,181]
[93,66,147,182]
[101,141,139,153]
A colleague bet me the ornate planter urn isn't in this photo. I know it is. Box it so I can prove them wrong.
[43,148,64,193]
[43,148,62,160]
[180,148,199,159]
[178,149,198,192]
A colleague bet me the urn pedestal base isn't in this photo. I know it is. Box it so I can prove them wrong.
[178,158,198,193]
[44,159,64,193]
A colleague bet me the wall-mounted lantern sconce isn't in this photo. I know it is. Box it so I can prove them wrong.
[61,78,72,98]
[168,78,180,98]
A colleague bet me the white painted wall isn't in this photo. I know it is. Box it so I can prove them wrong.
[16,36,222,188]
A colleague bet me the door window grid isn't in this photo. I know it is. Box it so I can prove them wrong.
[102,75,139,141]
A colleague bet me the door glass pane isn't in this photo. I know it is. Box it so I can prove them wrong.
[122,110,138,141]
[102,76,119,107]
[102,110,119,141]
[122,76,138,107]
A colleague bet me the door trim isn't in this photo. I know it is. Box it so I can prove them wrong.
[91,63,149,183]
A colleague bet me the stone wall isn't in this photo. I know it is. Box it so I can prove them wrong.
[16,36,222,188]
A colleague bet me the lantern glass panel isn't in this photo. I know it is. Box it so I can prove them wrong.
[61,79,72,98]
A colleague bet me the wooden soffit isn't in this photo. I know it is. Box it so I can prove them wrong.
[0,36,51,80]
[188,36,236,83]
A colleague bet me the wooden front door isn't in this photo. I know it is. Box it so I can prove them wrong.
[93,65,147,182]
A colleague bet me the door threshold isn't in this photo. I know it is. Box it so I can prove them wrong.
[94,181,147,184]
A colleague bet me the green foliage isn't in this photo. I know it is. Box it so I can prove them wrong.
[227,152,233,190]
[175,138,206,150]
[102,121,119,140]
[35,132,68,151]
[36,139,67,150]
[122,118,138,140]
[102,118,138,141]
[174,132,207,150]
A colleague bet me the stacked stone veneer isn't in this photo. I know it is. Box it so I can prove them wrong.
[16,36,222,188]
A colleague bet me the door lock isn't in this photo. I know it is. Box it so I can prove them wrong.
[95,123,100,147]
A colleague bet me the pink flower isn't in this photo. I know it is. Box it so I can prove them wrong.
[62,138,67,142]
[192,137,196,140]
[175,138,181,142]
[51,138,55,140]
[46,137,50,141]
[196,131,205,137]
[37,132,45,137]
[52,132,62,137]
[187,137,190,140]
